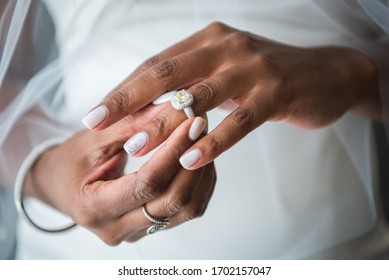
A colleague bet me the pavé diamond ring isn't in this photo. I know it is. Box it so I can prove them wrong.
[170,89,195,118]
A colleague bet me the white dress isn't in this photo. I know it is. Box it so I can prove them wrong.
[7,0,389,259]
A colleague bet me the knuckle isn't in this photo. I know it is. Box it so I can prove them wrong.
[142,55,161,71]
[148,59,180,84]
[252,53,280,81]
[88,144,120,167]
[226,31,252,50]
[183,205,204,221]
[110,89,133,112]
[192,81,218,108]
[73,213,92,229]
[251,52,267,66]
[206,21,229,35]
[74,208,100,229]
[166,193,191,214]
[229,107,256,134]
[99,232,122,247]
[203,135,223,157]
[73,188,102,228]
[149,114,172,138]
[134,173,165,202]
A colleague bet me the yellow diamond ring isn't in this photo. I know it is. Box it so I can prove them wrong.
[170,89,195,118]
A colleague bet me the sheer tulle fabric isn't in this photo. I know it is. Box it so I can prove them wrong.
[0,0,388,259]
[1,0,387,178]
[0,0,64,189]
[358,0,389,34]
[1,0,54,139]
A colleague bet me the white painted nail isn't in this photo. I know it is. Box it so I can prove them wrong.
[123,131,149,156]
[179,149,202,169]
[82,105,108,130]
[152,91,176,105]
[189,117,207,141]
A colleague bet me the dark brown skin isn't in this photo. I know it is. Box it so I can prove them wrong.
[89,22,381,170]
[24,111,215,245]
[24,21,384,245]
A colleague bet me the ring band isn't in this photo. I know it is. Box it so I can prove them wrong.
[142,206,169,235]
[170,89,195,118]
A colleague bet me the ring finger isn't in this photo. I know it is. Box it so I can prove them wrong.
[127,66,249,157]
[102,165,206,243]
[125,162,216,242]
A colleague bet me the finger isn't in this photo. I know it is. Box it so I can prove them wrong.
[82,47,221,130]
[169,162,216,226]
[88,102,166,147]
[77,117,207,227]
[82,22,239,131]
[124,28,212,80]
[112,165,205,243]
[77,104,168,184]
[125,162,216,242]
[97,22,232,93]
[80,119,207,246]
[125,67,248,157]
[103,103,166,139]
[179,96,274,170]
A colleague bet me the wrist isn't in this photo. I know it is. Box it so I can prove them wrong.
[316,47,382,119]
[319,45,382,120]
[346,47,381,119]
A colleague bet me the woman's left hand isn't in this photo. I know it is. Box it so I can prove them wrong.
[26,111,215,244]
[83,22,380,170]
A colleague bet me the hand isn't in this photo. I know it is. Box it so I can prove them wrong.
[84,22,380,170]
[24,111,215,245]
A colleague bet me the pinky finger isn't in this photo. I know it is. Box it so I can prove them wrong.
[124,162,216,242]
[168,162,216,226]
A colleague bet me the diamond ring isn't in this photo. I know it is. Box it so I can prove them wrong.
[170,89,195,118]
[141,206,169,235]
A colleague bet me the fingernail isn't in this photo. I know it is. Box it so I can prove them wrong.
[189,117,207,141]
[152,91,176,105]
[123,131,149,156]
[179,149,202,169]
[82,105,108,130]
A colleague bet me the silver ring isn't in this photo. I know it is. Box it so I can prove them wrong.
[142,206,169,235]
[170,89,195,118]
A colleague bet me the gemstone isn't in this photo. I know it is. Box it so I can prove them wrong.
[176,90,190,103]
[171,89,194,110]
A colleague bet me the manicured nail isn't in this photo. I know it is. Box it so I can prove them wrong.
[189,117,207,141]
[179,149,202,169]
[82,105,108,130]
[152,91,176,105]
[123,131,149,156]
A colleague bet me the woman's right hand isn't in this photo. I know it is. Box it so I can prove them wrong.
[24,112,215,244]
[84,22,381,173]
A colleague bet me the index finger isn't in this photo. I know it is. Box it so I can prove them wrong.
[82,47,219,130]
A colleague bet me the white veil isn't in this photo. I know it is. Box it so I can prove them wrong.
[357,0,389,34]
[0,0,388,259]
[0,0,61,148]
[0,0,65,259]
[1,0,388,181]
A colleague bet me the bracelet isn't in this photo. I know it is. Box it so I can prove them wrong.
[14,137,77,233]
